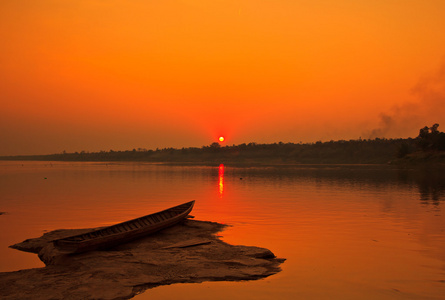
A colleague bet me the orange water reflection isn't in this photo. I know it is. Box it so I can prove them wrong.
[218,164,224,198]
[1,162,445,299]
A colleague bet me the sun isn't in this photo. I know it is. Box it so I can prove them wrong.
[218,136,225,142]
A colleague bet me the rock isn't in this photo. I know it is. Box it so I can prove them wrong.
[0,220,285,300]
[161,238,212,249]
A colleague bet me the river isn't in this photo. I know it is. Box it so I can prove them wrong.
[0,161,444,299]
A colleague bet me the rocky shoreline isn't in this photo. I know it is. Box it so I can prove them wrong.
[0,220,285,299]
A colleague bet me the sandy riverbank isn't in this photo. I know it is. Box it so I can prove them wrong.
[0,219,284,299]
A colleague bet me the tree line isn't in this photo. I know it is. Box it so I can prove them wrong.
[1,124,444,165]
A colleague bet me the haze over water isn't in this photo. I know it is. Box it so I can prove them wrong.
[1,161,444,299]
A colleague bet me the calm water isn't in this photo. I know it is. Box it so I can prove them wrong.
[0,161,444,299]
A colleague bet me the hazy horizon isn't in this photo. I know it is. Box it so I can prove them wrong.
[1,1,444,156]
[0,133,422,158]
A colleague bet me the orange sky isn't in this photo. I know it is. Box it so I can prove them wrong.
[1,0,445,155]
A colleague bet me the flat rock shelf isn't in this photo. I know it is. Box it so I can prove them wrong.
[0,219,285,300]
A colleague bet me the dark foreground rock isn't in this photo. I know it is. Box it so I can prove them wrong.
[0,220,285,300]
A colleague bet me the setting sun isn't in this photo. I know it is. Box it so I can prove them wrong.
[1,1,445,299]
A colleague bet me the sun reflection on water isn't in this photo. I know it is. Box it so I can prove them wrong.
[218,164,224,198]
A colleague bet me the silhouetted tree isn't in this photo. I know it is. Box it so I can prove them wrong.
[417,123,445,151]
[397,142,413,158]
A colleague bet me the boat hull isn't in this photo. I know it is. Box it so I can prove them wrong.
[53,200,195,253]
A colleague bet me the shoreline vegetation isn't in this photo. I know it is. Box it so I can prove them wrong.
[1,125,444,166]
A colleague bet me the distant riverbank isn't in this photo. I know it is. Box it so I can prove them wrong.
[2,133,445,167]
[0,138,420,164]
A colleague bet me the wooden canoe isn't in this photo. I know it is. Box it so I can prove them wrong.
[53,200,195,253]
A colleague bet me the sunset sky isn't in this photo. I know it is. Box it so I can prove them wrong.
[1,0,445,155]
